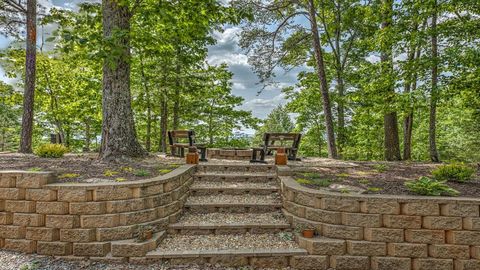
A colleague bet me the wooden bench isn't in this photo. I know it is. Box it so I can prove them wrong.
[167,130,207,161]
[251,133,302,163]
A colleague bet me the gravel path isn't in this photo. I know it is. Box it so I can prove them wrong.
[0,250,294,270]
[175,211,289,225]
[157,233,298,251]
[186,194,281,204]
[191,181,277,189]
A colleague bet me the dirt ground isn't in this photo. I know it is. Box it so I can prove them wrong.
[0,153,184,184]
[290,157,480,198]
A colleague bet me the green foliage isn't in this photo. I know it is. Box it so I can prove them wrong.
[367,187,383,192]
[133,169,150,177]
[296,177,332,187]
[27,167,42,172]
[35,144,69,158]
[103,170,119,177]
[158,169,172,174]
[405,177,459,196]
[432,163,475,183]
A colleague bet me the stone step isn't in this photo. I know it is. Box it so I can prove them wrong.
[196,164,276,173]
[190,181,278,195]
[146,233,307,267]
[194,172,277,182]
[111,231,165,258]
[185,194,282,213]
[168,212,291,234]
[185,202,282,213]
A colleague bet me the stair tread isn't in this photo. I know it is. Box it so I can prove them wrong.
[194,172,276,177]
[147,233,305,258]
[186,194,282,205]
[170,212,290,228]
[190,181,278,190]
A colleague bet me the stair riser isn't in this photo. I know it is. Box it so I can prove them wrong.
[197,165,276,173]
[194,175,276,182]
[190,189,278,196]
[168,227,289,235]
[143,255,304,268]
[185,205,282,213]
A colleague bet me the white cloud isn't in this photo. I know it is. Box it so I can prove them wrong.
[208,53,249,66]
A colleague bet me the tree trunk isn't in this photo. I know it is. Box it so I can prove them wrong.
[19,0,36,153]
[334,1,345,157]
[140,57,151,152]
[100,0,145,160]
[307,0,338,159]
[381,0,401,161]
[429,0,440,162]
[172,55,182,130]
[84,120,91,152]
[403,46,420,160]
[160,93,168,153]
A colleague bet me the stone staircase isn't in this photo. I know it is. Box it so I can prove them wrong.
[146,164,307,267]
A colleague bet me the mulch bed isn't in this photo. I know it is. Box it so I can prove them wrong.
[0,153,184,184]
[290,159,480,197]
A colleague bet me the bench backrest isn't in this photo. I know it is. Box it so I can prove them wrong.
[263,133,302,148]
[168,130,195,146]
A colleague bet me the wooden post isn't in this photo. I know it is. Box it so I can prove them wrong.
[275,147,287,165]
[186,146,199,164]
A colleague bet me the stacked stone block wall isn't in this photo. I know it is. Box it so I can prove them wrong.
[0,165,195,260]
[279,167,480,270]
[207,149,252,160]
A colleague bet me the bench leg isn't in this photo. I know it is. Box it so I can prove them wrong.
[180,147,185,158]
[250,149,267,163]
[199,148,208,162]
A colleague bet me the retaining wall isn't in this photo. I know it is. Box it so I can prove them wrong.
[278,166,480,270]
[0,165,195,261]
[207,148,252,160]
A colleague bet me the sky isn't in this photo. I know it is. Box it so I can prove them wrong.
[0,0,303,120]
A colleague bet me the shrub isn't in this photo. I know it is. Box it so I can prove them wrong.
[405,177,459,196]
[432,163,475,183]
[35,144,68,158]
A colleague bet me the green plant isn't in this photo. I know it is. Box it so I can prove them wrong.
[133,169,150,177]
[122,166,134,173]
[296,178,314,185]
[432,163,475,183]
[35,144,68,158]
[301,172,322,179]
[340,188,350,194]
[278,231,294,241]
[313,178,333,187]
[158,168,173,174]
[358,179,371,185]
[336,173,350,178]
[405,177,459,196]
[58,173,80,179]
[115,177,127,182]
[20,261,39,270]
[104,170,119,177]
[27,167,42,172]
[367,187,383,192]
[373,163,389,172]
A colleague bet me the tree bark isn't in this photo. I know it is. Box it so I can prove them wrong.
[100,0,145,160]
[84,119,91,152]
[159,92,168,153]
[429,0,440,162]
[381,0,401,161]
[139,56,151,152]
[173,53,181,130]
[403,46,420,160]
[307,0,338,159]
[19,0,36,153]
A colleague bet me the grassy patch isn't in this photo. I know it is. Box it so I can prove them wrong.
[296,178,333,187]
[336,173,350,178]
[367,187,383,192]
[159,168,173,174]
[373,163,389,173]
[58,173,80,179]
[115,177,127,182]
[27,167,42,172]
[358,179,371,185]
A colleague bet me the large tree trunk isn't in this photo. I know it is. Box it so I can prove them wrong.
[19,0,36,153]
[307,0,338,159]
[100,0,145,160]
[381,0,401,161]
[429,0,440,162]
